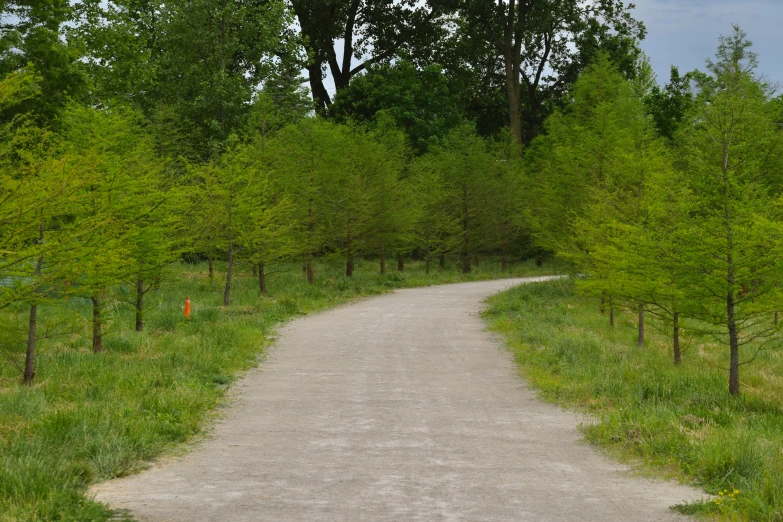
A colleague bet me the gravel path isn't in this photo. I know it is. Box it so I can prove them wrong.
[92,277,705,521]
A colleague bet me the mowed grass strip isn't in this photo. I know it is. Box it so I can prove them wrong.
[0,258,556,521]
[484,278,783,521]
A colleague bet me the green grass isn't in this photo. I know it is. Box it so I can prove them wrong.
[484,278,783,521]
[0,256,558,521]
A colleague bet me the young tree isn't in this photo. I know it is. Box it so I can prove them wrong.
[422,124,495,273]
[270,119,347,284]
[670,26,783,395]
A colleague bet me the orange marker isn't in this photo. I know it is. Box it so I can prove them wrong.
[184,297,191,319]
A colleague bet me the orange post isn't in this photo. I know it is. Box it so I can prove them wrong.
[184,297,191,319]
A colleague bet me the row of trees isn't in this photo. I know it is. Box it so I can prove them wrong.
[0,69,536,384]
[4,0,778,400]
[529,27,783,395]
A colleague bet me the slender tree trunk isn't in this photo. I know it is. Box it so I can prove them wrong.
[208,257,214,281]
[723,143,740,396]
[224,241,233,306]
[504,48,523,146]
[136,278,144,332]
[252,264,257,277]
[728,290,740,395]
[673,311,681,365]
[439,254,445,269]
[258,263,267,295]
[23,303,37,385]
[609,296,615,327]
[600,291,606,315]
[379,237,386,274]
[424,225,431,274]
[637,303,645,349]
[775,311,779,327]
[397,254,404,272]
[306,254,314,285]
[92,295,103,354]
[501,239,508,272]
[23,224,44,385]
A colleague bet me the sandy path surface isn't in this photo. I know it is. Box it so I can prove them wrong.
[92,277,704,521]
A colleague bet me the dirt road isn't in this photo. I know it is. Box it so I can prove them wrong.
[92,277,704,521]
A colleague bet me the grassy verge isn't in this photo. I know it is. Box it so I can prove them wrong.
[0,257,558,521]
[484,278,783,521]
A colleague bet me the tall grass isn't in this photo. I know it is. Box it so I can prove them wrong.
[0,256,557,521]
[485,278,783,521]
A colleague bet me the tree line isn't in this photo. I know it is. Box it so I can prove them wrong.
[2,0,781,398]
[528,27,783,396]
[0,81,535,385]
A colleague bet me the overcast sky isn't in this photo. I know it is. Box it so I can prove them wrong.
[631,0,783,87]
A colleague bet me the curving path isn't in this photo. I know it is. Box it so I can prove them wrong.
[92,277,704,521]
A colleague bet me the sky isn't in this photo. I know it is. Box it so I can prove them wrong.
[630,0,783,87]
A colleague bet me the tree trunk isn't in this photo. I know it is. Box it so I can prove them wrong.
[23,303,37,385]
[23,226,44,385]
[306,253,314,285]
[473,253,479,269]
[775,311,779,327]
[208,257,214,281]
[92,295,103,354]
[346,240,354,277]
[224,242,233,306]
[379,237,386,275]
[258,263,267,295]
[501,239,508,272]
[424,226,431,274]
[600,291,606,315]
[397,254,404,272]
[609,296,615,327]
[136,278,144,332]
[637,303,644,349]
[504,50,523,145]
[252,264,257,277]
[728,290,740,395]
[673,311,681,365]
[439,254,445,269]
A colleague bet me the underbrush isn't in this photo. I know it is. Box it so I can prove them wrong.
[0,256,557,521]
[484,279,783,521]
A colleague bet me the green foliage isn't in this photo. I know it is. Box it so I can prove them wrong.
[329,61,461,153]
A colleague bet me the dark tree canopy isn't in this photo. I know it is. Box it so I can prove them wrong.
[329,61,462,153]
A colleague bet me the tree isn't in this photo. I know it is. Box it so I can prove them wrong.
[358,117,413,274]
[60,106,153,353]
[269,119,347,284]
[409,157,459,273]
[329,61,461,153]
[290,0,444,114]
[644,66,695,141]
[454,0,644,144]
[419,124,495,273]
[670,26,783,395]
[1,0,86,125]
